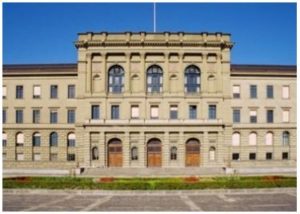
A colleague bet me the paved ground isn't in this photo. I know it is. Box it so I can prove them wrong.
[3,188,297,211]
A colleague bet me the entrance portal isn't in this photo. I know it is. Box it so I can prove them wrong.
[147,139,162,167]
[108,139,122,167]
[185,139,200,167]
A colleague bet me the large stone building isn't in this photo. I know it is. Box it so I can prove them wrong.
[2,32,296,174]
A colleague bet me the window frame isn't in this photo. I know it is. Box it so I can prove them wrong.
[16,109,23,124]
[147,65,163,93]
[16,85,23,99]
[91,105,100,120]
[250,85,257,99]
[50,85,58,99]
[233,109,240,123]
[208,105,217,120]
[266,85,274,99]
[68,85,76,99]
[108,65,125,93]
[184,65,201,93]
[111,105,120,120]
[67,109,75,124]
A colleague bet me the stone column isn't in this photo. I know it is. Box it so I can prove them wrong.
[178,53,184,94]
[162,132,170,167]
[100,52,107,93]
[178,131,185,167]
[123,132,130,167]
[163,53,169,93]
[139,132,146,167]
[124,53,131,93]
[99,132,105,167]
[140,52,146,93]
[201,53,208,94]
[202,131,209,166]
[86,53,92,93]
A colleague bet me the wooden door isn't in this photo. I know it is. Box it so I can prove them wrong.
[147,139,162,167]
[108,139,122,167]
[186,139,200,167]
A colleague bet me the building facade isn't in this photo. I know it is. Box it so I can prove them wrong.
[2,32,296,172]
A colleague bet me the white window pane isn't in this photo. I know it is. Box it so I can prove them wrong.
[147,76,152,84]
[148,87,152,92]
[68,133,76,140]
[160,76,163,83]
[17,133,24,143]
[249,133,257,145]
[282,86,289,99]
[197,76,200,84]
[232,133,240,146]
[109,76,113,84]
[209,150,215,161]
[170,106,178,111]
[151,106,159,117]
[250,111,257,116]
[131,106,139,118]
[3,86,7,97]
[34,133,41,137]
[283,111,289,122]
[265,133,273,145]
[232,86,240,93]
[3,133,7,140]
[33,86,41,95]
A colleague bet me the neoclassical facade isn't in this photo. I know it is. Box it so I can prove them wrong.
[2,32,296,172]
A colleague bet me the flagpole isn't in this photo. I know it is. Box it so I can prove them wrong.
[153,2,156,33]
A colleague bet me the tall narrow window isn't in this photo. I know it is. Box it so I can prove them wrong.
[131,147,138,160]
[232,85,240,98]
[111,105,120,119]
[68,85,75,98]
[16,109,23,123]
[282,131,290,146]
[208,105,216,120]
[185,65,200,93]
[233,109,240,123]
[267,110,274,123]
[131,105,139,119]
[266,152,272,160]
[282,86,290,99]
[3,86,7,99]
[250,85,257,98]
[16,85,23,99]
[50,110,58,124]
[282,110,289,122]
[16,132,24,147]
[32,132,41,147]
[170,147,177,160]
[266,85,274,98]
[33,85,41,99]
[189,105,197,119]
[3,109,6,123]
[147,65,163,93]
[32,109,40,123]
[209,147,216,161]
[3,132,7,147]
[92,147,99,160]
[108,65,124,93]
[150,105,159,119]
[91,105,100,119]
[249,132,257,146]
[265,132,273,145]
[50,132,58,147]
[67,109,75,124]
[67,133,76,147]
[232,132,240,146]
[170,105,178,119]
[250,110,257,123]
[50,85,58,98]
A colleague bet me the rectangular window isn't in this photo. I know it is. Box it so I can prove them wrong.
[3,109,6,123]
[282,152,289,160]
[282,110,289,122]
[249,153,256,160]
[250,110,257,123]
[16,153,24,161]
[267,110,274,123]
[266,85,274,98]
[67,109,75,123]
[232,85,240,98]
[266,152,273,160]
[150,105,159,119]
[33,153,41,161]
[50,153,58,161]
[32,109,40,123]
[170,105,178,119]
[16,85,23,99]
[33,85,41,99]
[189,105,197,119]
[111,105,120,119]
[50,85,58,98]
[67,153,76,161]
[3,86,7,99]
[232,153,240,161]
[131,105,139,119]
[282,86,290,99]
[16,109,23,123]
[250,85,257,98]
[68,85,75,98]
[3,133,7,147]
[91,105,100,119]
[208,105,216,120]
[50,110,58,124]
[233,109,240,123]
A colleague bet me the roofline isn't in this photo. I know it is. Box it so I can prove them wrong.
[77,31,231,36]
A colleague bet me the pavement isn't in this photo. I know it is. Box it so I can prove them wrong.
[3,188,297,211]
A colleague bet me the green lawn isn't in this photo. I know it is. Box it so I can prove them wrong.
[3,176,296,190]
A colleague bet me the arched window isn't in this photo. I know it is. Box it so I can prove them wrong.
[131,147,138,160]
[185,65,200,93]
[170,146,177,160]
[67,133,76,147]
[265,132,273,145]
[16,132,24,147]
[249,132,257,146]
[92,146,99,160]
[232,132,240,146]
[3,132,7,147]
[209,146,216,161]
[282,131,290,146]
[32,132,41,147]
[108,65,124,93]
[147,65,163,93]
[50,132,58,147]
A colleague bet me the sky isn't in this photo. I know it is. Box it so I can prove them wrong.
[3,3,297,65]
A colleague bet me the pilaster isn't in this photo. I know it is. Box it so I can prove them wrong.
[86,53,92,93]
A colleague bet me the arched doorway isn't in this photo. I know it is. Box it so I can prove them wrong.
[185,139,200,167]
[108,139,122,167]
[147,138,162,167]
